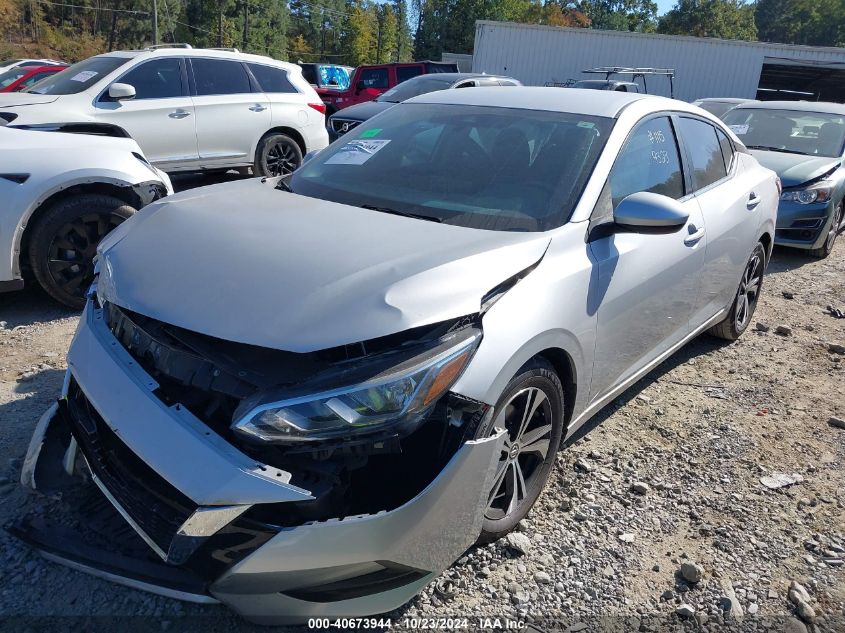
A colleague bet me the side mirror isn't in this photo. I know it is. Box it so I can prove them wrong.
[108,83,136,100]
[355,80,365,93]
[613,191,689,232]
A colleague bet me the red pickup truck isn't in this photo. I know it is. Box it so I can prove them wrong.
[317,61,458,114]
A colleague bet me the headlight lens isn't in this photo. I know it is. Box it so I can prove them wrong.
[232,328,482,443]
[780,181,833,204]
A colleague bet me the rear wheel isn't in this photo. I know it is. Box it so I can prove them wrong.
[708,242,766,341]
[808,201,843,259]
[475,358,565,543]
[28,194,134,309]
[254,133,303,177]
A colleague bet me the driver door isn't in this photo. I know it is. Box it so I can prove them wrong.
[94,57,198,168]
[588,115,706,401]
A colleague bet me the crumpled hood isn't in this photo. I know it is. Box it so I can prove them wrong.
[97,178,550,353]
[0,93,60,108]
[750,150,841,188]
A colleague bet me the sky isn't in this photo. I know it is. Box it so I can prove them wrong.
[656,0,675,15]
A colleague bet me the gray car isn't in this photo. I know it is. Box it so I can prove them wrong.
[18,88,778,624]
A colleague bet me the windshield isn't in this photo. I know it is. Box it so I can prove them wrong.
[377,77,453,103]
[24,55,130,95]
[0,68,27,88]
[696,101,740,119]
[290,103,613,231]
[723,108,845,157]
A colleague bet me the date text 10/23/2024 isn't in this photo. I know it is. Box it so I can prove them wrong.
[307,617,528,629]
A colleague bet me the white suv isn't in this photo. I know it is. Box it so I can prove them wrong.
[0,46,329,176]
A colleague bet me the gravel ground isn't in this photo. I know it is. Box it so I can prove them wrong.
[0,236,843,632]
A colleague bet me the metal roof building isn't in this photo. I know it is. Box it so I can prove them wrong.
[471,20,845,102]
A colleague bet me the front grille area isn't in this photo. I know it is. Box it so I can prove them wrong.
[66,379,196,557]
[331,118,360,135]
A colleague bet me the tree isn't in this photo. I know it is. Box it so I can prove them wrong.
[756,0,845,47]
[658,0,756,41]
[580,0,657,32]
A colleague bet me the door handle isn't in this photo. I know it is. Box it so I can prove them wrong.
[747,192,761,209]
[684,224,706,246]
[168,109,191,119]
[249,104,267,112]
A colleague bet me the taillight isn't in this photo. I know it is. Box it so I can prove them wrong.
[308,102,327,115]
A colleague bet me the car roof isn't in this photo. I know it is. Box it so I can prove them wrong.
[409,86,655,118]
[94,48,299,71]
[733,100,845,115]
[695,97,753,104]
[407,72,512,82]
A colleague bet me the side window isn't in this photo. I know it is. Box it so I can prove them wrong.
[717,128,735,173]
[248,64,297,94]
[359,68,389,89]
[609,116,685,208]
[192,58,251,96]
[396,66,423,83]
[676,117,728,190]
[118,58,183,100]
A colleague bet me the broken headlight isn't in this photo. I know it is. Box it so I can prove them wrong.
[232,328,481,443]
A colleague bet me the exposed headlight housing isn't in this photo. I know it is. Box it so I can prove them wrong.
[780,181,833,205]
[232,327,482,444]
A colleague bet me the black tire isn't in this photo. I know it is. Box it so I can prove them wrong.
[475,358,565,543]
[253,133,303,177]
[708,242,766,341]
[28,194,135,309]
[807,201,843,259]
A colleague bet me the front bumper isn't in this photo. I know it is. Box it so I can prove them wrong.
[16,302,504,623]
[774,200,836,249]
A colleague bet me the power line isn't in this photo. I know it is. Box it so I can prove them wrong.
[36,0,149,15]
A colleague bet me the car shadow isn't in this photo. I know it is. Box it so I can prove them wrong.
[766,245,815,274]
[564,333,727,447]
[0,285,76,328]
[170,170,249,193]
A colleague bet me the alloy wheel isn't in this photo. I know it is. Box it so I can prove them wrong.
[265,140,299,176]
[47,213,124,298]
[485,387,553,521]
[734,251,762,330]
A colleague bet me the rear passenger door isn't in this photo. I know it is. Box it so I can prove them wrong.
[246,63,307,132]
[588,115,707,401]
[93,57,198,167]
[675,116,760,325]
[189,57,270,168]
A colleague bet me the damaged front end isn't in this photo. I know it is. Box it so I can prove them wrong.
[14,294,505,623]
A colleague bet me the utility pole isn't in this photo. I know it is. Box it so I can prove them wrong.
[152,0,159,45]
[242,0,249,50]
[319,9,326,62]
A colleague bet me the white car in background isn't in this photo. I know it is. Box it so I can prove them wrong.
[0,58,64,74]
[0,46,329,176]
[0,126,172,308]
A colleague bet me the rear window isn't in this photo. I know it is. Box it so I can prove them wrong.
[0,68,27,88]
[192,58,251,96]
[25,56,130,95]
[248,64,297,94]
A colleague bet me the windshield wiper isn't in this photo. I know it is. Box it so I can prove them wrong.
[746,145,810,155]
[361,204,443,223]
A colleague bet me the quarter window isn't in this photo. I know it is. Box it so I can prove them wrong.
[677,117,728,190]
[609,116,684,208]
[248,63,297,93]
[118,58,183,100]
[358,68,389,89]
[192,58,251,96]
[717,128,735,173]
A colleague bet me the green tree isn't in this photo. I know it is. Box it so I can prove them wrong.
[580,0,657,32]
[658,0,756,41]
[756,0,845,47]
[341,1,376,66]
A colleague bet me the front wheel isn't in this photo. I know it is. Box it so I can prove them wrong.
[808,201,843,259]
[254,133,303,178]
[475,358,565,543]
[28,194,135,309]
[708,242,766,341]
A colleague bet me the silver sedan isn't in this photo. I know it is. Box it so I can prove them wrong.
[19,88,778,623]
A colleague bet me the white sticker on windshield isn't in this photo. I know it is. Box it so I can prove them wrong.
[729,124,749,135]
[70,70,99,83]
[325,139,391,165]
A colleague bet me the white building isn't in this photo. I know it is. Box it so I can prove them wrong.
[472,20,845,102]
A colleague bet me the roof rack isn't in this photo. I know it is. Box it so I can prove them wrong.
[582,67,675,97]
[206,47,240,53]
[144,43,193,50]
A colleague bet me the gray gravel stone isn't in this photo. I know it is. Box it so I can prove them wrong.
[505,532,531,556]
[680,561,704,583]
